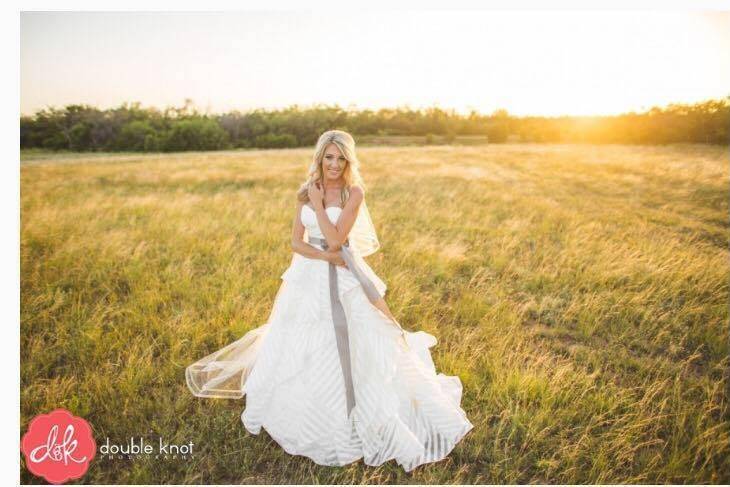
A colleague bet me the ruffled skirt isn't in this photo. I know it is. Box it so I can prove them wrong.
[187,253,474,472]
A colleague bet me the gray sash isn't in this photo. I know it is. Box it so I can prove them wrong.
[307,235,384,418]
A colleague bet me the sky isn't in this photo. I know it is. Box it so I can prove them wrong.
[19,10,730,117]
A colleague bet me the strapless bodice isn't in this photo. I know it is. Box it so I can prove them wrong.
[285,203,387,299]
[301,204,342,240]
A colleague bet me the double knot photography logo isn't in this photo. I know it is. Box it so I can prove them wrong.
[100,435,195,460]
[21,408,196,483]
[20,408,96,484]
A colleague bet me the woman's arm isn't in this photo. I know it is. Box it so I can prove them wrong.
[311,185,364,252]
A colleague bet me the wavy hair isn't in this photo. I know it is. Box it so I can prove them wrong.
[296,130,366,206]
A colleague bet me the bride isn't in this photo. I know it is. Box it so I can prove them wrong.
[186,130,473,472]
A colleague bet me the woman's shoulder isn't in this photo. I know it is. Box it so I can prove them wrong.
[349,184,365,198]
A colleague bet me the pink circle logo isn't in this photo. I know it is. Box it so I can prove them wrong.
[21,408,96,484]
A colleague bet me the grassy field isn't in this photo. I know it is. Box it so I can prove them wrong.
[20,143,729,484]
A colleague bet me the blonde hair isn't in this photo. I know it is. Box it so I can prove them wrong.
[296,130,366,206]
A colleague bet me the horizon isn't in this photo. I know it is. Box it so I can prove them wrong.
[20,11,730,118]
[18,95,730,120]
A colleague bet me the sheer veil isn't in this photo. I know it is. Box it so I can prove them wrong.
[346,198,380,257]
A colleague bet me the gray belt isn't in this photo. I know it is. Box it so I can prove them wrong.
[307,235,405,419]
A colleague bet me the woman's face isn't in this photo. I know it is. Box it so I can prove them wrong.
[322,143,347,184]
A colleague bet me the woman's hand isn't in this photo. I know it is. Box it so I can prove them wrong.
[307,181,324,210]
[323,250,347,268]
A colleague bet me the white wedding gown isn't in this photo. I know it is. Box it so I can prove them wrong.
[186,204,474,472]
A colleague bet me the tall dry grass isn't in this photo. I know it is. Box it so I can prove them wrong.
[20,143,728,484]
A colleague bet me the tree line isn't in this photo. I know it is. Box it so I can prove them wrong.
[20,97,729,152]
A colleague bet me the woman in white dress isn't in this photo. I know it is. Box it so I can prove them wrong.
[186,130,473,472]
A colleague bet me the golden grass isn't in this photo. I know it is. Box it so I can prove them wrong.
[20,143,728,483]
